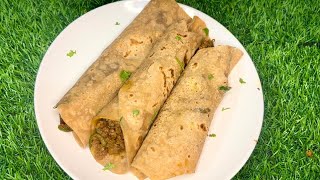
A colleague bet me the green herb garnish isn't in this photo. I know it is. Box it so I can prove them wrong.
[120,70,132,82]
[208,74,214,80]
[175,57,185,71]
[133,109,140,117]
[203,28,209,36]
[150,110,159,123]
[58,124,72,132]
[66,50,76,57]
[219,86,231,92]
[175,35,182,41]
[115,22,120,25]
[119,117,124,124]
[222,107,231,111]
[208,133,216,138]
[103,162,115,171]
[239,78,246,84]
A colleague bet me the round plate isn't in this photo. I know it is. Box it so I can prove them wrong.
[34,1,264,179]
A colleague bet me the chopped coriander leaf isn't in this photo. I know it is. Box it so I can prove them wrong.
[150,110,159,123]
[208,74,214,80]
[239,78,246,84]
[115,22,120,25]
[66,50,76,57]
[203,28,209,36]
[208,133,216,137]
[175,35,182,41]
[58,124,72,132]
[133,109,140,117]
[120,70,132,82]
[103,162,115,171]
[175,57,185,71]
[219,86,231,92]
[222,107,231,111]
[119,117,124,124]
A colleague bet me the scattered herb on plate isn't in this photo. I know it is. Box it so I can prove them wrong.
[208,133,216,138]
[222,107,231,111]
[239,78,246,84]
[115,22,120,25]
[67,50,76,57]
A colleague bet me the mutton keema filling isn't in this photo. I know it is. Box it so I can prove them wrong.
[90,119,125,160]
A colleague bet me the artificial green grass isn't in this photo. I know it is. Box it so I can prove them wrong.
[0,0,319,179]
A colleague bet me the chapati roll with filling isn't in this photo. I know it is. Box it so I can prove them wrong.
[131,46,243,180]
[89,17,212,174]
[55,0,192,147]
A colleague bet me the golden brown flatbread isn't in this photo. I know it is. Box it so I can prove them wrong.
[89,17,210,174]
[131,46,243,180]
[56,0,191,147]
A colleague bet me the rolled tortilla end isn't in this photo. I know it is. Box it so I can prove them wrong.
[89,98,129,174]
[131,46,243,180]
[55,0,191,148]
[89,16,212,174]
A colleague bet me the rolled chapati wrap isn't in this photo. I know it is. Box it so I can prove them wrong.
[55,0,192,147]
[89,17,213,174]
[131,46,243,180]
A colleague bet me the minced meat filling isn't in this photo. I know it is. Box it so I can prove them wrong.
[90,119,125,159]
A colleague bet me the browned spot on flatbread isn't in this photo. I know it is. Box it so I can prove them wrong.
[130,39,143,45]
[150,147,155,152]
[149,52,155,57]
[124,50,131,58]
[177,33,187,37]
[169,68,174,77]
[200,123,207,132]
[192,62,198,68]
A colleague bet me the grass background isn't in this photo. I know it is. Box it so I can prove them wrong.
[0,0,319,179]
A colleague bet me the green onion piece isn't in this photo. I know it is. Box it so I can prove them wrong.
[133,109,140,117]
[103,162,115,171]
[175,57,185,71]
[219,86,231,92]
[66,50,76,57]
[120,70,132,83]
[222,107,231,111]
[150,110,159,123]
[208,74,214,80]
[239,78,246,84]
[208,133,216,138]
[203,28,209,36]
[175,35,182,40]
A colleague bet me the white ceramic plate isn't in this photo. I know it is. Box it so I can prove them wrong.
[34,0,264,179]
